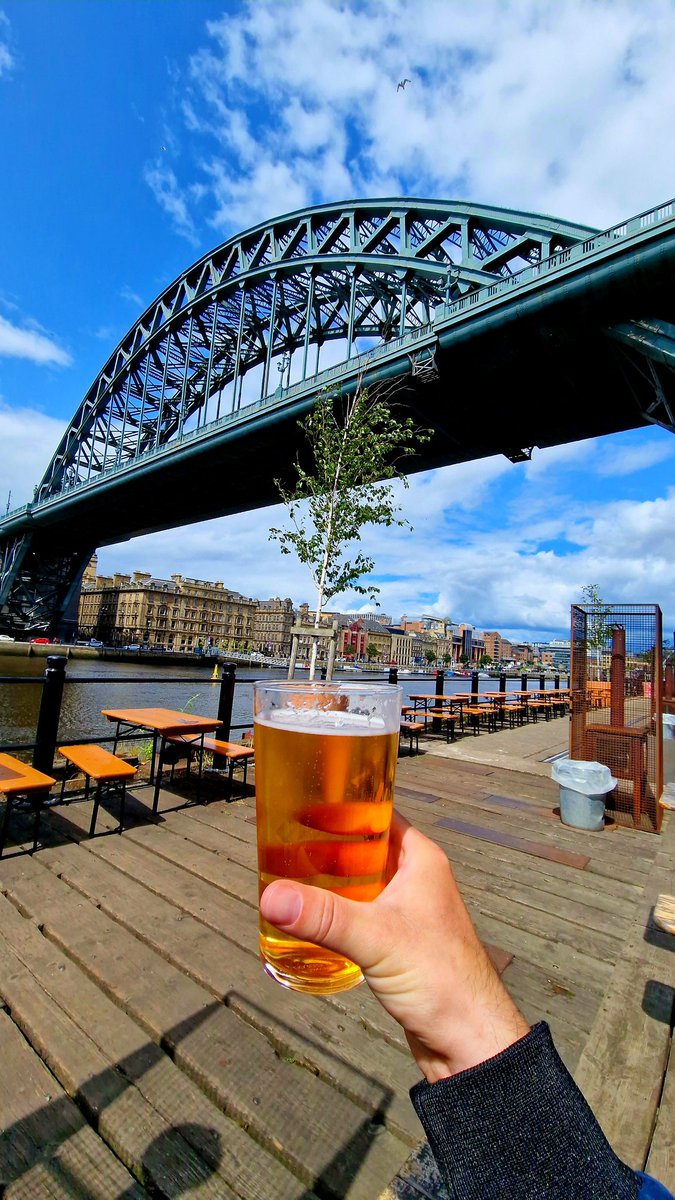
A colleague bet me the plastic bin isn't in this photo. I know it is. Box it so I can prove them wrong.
[551,759,617,831]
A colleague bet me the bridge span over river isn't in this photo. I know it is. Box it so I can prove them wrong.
[1,196,675,636]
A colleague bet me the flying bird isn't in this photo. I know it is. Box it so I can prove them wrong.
[397,78,411,91]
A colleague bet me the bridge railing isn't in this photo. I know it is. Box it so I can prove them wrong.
[434,197,674,324]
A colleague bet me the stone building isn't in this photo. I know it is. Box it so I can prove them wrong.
[78,569,257,652]
[254,597,294,657]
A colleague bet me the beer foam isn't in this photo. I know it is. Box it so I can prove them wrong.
[256,708,387,734]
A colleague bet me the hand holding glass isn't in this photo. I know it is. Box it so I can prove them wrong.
[254,680,401,994]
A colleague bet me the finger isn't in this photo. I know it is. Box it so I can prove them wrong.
[260,879,378,969]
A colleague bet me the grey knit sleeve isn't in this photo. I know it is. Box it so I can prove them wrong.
[410,1022,640,1199]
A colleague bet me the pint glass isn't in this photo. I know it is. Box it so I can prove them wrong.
[254,680,402,994]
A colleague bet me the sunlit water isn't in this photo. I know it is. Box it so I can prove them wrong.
[0,655,553,749]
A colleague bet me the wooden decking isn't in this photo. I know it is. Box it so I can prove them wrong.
[0,740,673,1198]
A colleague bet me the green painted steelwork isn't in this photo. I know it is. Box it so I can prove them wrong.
[1,196,674,637]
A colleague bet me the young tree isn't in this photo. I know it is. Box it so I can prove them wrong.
[365,642,380,662]
[580,584,612,680]
[424,648,436,667]
[270,382,431,679]
[442,652,453,667]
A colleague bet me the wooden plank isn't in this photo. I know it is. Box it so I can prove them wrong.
[402,793,653,890]
[124,820,258,906]
[0,1009,147,1199]
[401,800,641,926]
[574,947,673,1172]
[0,853,422,1173]
[41,838,422,1142]
[645,1036,675,1190]
[457,879,621,966]
[0,917,318,1200]
[400,768,657,871]
[454,866,628,950]
[435,815,590,870]
[457,904,612,1001]
[572,814,675,1173]
[498,958,597,1068]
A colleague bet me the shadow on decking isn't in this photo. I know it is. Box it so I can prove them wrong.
[0,995,395,1199]
[0,774,213,858]
[641,979,675,1026]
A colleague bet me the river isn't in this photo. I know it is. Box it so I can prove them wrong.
[0,655,559,750]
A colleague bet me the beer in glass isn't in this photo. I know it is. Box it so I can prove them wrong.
[254,680,401,994]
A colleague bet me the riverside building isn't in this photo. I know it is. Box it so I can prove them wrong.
[78,568,258,653]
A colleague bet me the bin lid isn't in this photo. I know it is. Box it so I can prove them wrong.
[551,758,617,795]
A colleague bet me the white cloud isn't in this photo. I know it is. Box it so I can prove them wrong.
[148,0,675,237]
[120,285,144,309]
[144,160,198,243]
[0,403,67,507]
[597,438,675,476]
[0,315,71,366]
[0,11,14,77]
[524,439,598,480]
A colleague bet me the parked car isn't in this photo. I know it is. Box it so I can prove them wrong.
[0,634,15,641]
[89,639,104,647]
[29,637,51,644]
[123,644,141,651]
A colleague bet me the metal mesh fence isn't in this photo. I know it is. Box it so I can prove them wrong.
[570,603,663,832]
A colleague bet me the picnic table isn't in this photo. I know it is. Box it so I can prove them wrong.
[101,707,222,812]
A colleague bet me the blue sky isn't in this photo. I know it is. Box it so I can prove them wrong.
[1,0,675,642]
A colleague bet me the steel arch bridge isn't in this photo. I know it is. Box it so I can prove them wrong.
[2,196,675,637]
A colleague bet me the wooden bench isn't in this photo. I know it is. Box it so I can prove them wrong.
[425,709,459,742]
[166,735,254,800]
[464,705,495,735]
[504,701,526,727]
[524,698,548,722]
[58,745,137,837]
[399,721,425,755]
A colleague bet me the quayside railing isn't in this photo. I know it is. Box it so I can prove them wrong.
[0,657,569,776]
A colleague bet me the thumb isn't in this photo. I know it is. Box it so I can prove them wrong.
[260,880,374,968]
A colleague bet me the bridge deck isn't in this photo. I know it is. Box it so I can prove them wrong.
[0,735,673,1198]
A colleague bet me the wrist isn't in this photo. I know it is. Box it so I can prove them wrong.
[407,1005,531,1082]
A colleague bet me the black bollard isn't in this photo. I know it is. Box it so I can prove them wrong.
[212,663,235,769]
[554,674,560,691]
[521,672,528,694]
[433,669,445,733]
[471,671,479,705]
[388,666,398,685]
[492,671,508,729]
[320,666,327,680]
[33,655,67,774]
[539,673,546,692]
